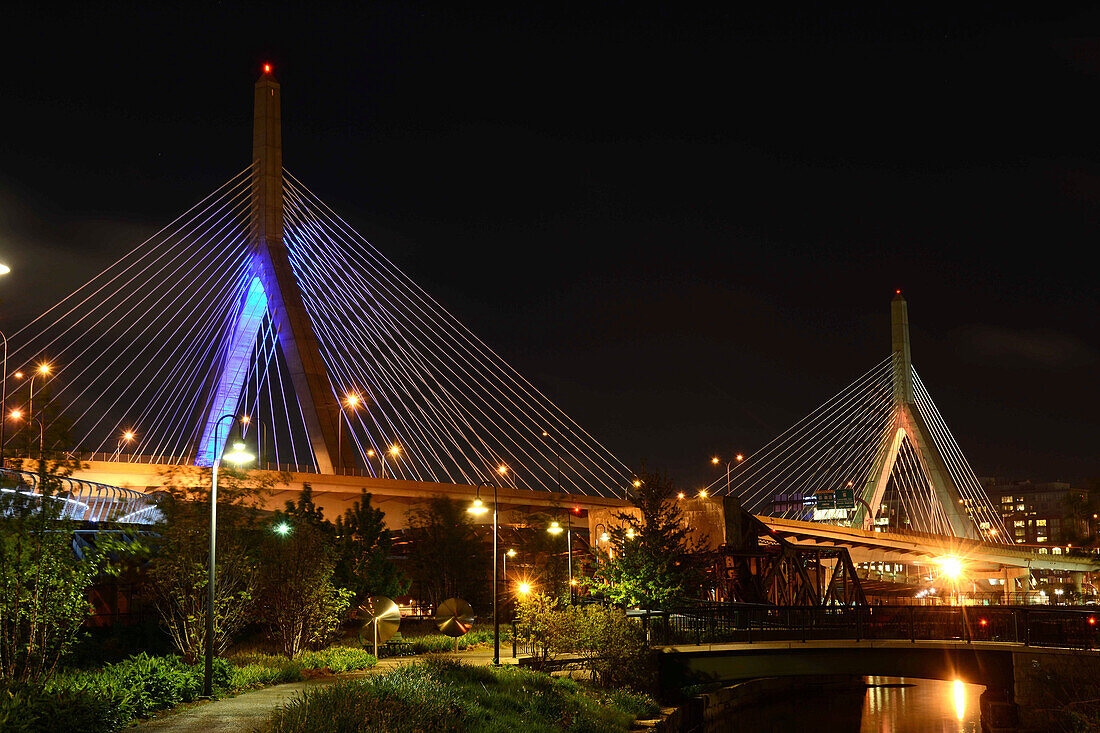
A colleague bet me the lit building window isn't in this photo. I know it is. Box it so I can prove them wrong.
[1052,547,1063,555]
[1037,519,1047,527]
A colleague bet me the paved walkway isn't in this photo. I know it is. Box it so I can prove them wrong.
[132,650,513,733]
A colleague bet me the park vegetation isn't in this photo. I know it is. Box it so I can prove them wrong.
[256,658,659,733]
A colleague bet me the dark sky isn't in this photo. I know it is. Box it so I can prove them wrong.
[1,4,1096,488]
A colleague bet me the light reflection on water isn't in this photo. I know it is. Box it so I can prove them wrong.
[710,676,984,732]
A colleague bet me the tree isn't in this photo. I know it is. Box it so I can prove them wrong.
[584,471,704,609]
[405,496,490,612]
[144,465,275,662]
[333,489,407,604]
[0,401,113,682]
[255,495,353,658]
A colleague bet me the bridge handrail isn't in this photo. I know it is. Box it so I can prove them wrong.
[643,603,1100,650]
[0,467,160,524]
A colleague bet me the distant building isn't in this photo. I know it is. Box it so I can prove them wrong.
[980,478,1091,546]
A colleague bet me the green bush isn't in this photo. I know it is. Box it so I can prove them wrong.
[230,662,304,690]
[256,658,649,733]
[0,680,130,733]
[297,647,378,673]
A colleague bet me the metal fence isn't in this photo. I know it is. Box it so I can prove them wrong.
[643,602,1100,650]
[1,467,161,524]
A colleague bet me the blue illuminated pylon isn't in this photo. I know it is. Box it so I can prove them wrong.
[194,68,345,473]
[194,276,267,467]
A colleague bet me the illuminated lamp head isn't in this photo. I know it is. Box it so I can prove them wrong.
[263,63,272,74]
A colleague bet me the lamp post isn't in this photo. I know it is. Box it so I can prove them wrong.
[114,431,135,461]
[28,363,51,420]
[338,394,361,472]
[592,522,609,565]
[1,329,7,468]
[203,414,254,697]
[7,411,44,459]
[0,266,8,463]
[240,416,267,468]
[540,430,562,493]
[548,513,573,602]
[381,444,400,478]
[503,548,516,581]
[467,480,499,665]
[711,454,744,494]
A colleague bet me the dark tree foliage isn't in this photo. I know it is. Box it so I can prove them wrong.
[258,494,352,658]
[405,496,490,612]
[0,398,117,682]
[333,489,408,604]
[585,471,705,609]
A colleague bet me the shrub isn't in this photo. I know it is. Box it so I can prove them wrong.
[230,662,303,690]
[297,647,378,673]
[256,659,646,733]
[516,596,654,690]
[0,679,130,733]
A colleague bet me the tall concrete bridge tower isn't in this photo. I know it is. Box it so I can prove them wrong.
[852,293,976,538]
[195,66,350,472]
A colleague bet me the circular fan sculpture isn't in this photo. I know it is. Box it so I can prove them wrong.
[435,598,475,638]
[358,596,402,649]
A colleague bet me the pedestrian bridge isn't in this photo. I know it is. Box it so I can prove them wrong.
[0,467,161,524]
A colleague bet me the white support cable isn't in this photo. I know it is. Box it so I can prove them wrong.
[282,188,622,494]
[7,172,255,365]
[722,358,897,509]
[283,174,632,494]
[91,257,252,453]
[714,356,897,497]
[53,240,251,436]
[5,165,255,348]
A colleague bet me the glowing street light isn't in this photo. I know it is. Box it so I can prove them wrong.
[503,547,516,579]
[677,492,685,500]
[698,490,708,499]
[547,521,563,535]
[28,362,52,419]
[338,393,363,471]
[115,429,136,461]
[468,480,501,665]
[939,556,963,580]
[204,415,254,698]
[712,453,745,495]
[517,581,532,596]
[274,521,292,536]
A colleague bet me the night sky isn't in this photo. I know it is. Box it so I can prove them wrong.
[1,5,1096,489]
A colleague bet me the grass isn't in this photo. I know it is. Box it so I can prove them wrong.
[256,658,659,733]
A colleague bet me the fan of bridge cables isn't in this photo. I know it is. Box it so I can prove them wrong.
[707,354,1010,542]
[4,165,634,498]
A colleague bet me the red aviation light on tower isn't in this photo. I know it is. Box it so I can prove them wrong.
[263,63,273,74]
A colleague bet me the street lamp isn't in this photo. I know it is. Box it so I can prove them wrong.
[203,415,253,698]
[114,430,135,461]
[239,416,268,468]
[381,444,400,478]
[0,263,9,464]
[711,454,744,495]
[467,480,500,665]
[504,548,516,580]
[548,512,574,602]
[338,393,362,472]
[7,411,44,459]
[28,363,51,419]
[540,430,563,493]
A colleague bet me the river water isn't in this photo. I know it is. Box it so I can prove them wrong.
[713,676,984,732]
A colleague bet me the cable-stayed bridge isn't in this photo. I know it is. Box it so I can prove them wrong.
[2,68,633,526]
[2,69,1092,588]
